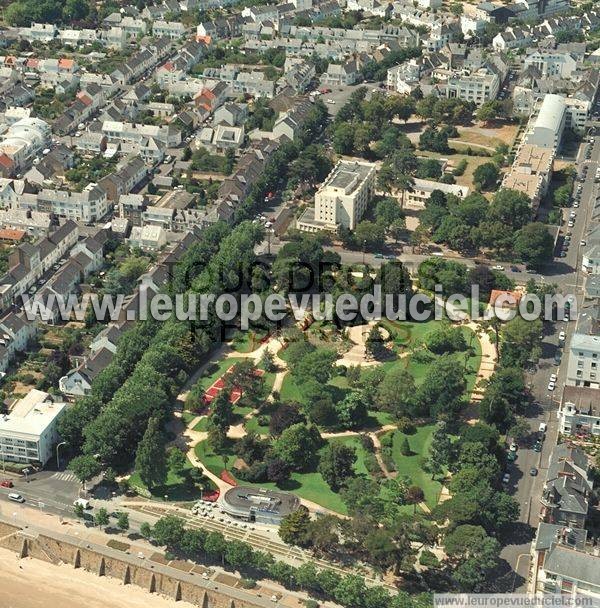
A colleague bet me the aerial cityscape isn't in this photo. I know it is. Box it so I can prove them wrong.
[0,0,598,606]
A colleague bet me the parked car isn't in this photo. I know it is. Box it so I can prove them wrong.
[533,441,543,452]
[0,480,13,488]
[502,473,510,484]
[547,381,555,391]
[539,422,547,433]
[492,265,505,271]
[530,468,538,476]
[549,373,557,383]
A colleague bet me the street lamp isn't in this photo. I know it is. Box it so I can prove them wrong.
[56,441,67,469]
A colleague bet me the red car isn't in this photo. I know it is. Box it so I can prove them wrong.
[0,480,13,488]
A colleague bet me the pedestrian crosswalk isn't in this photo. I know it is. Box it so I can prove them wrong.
[52,472,78,482]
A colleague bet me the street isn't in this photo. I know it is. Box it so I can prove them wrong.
[499,134,600,589]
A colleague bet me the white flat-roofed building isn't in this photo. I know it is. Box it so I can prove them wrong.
[558,386,600,437]
[446,66,500,107]
[0,389,67,465]
[502,143,555,213]
[524,94,567,150]
[129,225,167,251]
[297,160,376,232]
[401,178,469,210]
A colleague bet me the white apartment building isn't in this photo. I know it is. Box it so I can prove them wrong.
[565,97,590,134]
[34,184,109,222]
[558,387,600,436]
[566,304,600,389]
[446,67,500,107]
[297,160,376,232]
[0,389,66,465]
[101,121,182,147]
[153,20,187,38]
[567,334,600,389]
[523,50,577,79]
[401,179,469,210]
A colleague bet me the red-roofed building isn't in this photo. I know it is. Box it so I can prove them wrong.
[0,154,15,178]
[489,289,522,309]
[58,58,75,72]
[0,229,26,242]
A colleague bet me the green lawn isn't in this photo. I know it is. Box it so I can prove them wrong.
[129,456,215,500]
[194,439,348,513]
[193,417,209,432]
[390,424,441,509]
[231,330,268,353]
[333,436,370,476]
[194,357,245,392]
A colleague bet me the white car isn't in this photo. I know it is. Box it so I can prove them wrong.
[509,443,517,452]
[502,473,510,484]
[326,99,336,104]
[559,331,566,341]
[564,314,570,322]
[493,265,505,271]
[568,221,575,227]
[547,382,556,391]
[549,373,557,383]
[581,240,587,246]
[539,422,547,433]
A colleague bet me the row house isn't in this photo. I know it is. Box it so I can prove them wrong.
[0,220,78,311]
[97,157,149,202]
[31,184,109,223]
[0,311,37,372]
[101,120,182,147]
[153,20,187,39]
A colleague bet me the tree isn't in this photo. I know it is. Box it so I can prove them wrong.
[225,540,254,568]
[63,0,89,20]
[476,101,503,123]
[269,402,305,436]
[204,531,227,564]
[336,391,369,429]
[375,367,417,418]
[445,524,501,591]
[426,324,467,355]
[95,507,110,529]
[514,223,553,269]
[292,349,337,385]
[473,162,500,191]
[400,437,411,456]
[272,424,322,471]
[374,197,404,228]
[354,221,386,252]
[489,189,532,231]
[365,326,386,360]
[73,502,85,519]
[140,522,153,539]
[318,441,357,491]
[417,356,466,419]
[135,417,168,491]
[70,454,101,488]
[153,515,185,547]
[279,506,311,546]
[508,417,531,443]
[117,512,130,532]
[405,486,425,514]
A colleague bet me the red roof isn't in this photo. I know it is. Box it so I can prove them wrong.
[489,289,522,308]
[0,229,25,242]
[77,93,93,106]
[58,58,74,70]
[0,154,14,169]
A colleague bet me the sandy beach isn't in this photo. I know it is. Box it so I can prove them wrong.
[0,545,196,608]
